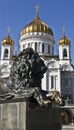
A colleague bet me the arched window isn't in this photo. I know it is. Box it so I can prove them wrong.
[35,42,37,52]
[52,46,54,55]
[28,43,30,48]
[63,49,67,57]
[4,49,8,58]
[42,43,44,53]
[23,44,25,50]
[48,45,50,54]
[51,76,54,89]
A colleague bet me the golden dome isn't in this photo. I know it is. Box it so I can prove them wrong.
[59,35,71,45]
[2,35,14,45]
[21,16,53,36]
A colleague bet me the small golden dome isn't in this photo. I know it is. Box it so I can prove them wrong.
[2,35,14,45]
[58,35,71,45]
[21,16,53,36]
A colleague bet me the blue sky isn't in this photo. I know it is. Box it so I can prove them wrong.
[0,0,74,63]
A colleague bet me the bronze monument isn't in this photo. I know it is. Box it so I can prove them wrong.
[0,48,64,130]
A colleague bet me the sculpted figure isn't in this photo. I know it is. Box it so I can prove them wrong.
[0,48,64,108]
[10,47,47,90]
[9,47,50,107]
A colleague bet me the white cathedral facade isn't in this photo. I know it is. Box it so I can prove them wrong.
[0,11,74,124]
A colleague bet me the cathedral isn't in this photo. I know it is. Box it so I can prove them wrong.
[0,6,74,125]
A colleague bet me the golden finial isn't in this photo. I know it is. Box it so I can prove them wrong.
[7,27,11,36]
[62,27,66,36]
[35,5,39,17]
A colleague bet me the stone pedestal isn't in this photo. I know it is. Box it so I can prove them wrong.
[0,101,62,130]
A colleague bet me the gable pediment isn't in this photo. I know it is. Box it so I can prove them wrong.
[46,59,60,69]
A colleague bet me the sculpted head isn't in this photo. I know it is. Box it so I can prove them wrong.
[10,48,47,90]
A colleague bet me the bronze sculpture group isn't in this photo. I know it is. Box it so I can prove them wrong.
[0,48,64,108]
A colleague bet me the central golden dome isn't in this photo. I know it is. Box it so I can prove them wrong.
[21,16,53,36]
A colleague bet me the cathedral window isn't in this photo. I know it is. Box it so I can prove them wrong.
[42,43,44,53]
[51,76,54,89]
[63,49,67,57]
[48,45,50,53]
[52,46,54,55]
[28,43,30,48]
[23,44,25,50]
[35,42,37,52]
[4,49,8,58]
[38,42,41,52]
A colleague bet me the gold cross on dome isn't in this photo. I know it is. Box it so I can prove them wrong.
[62,27,66,36]
[7,27,11,35]
[35,5,39,17]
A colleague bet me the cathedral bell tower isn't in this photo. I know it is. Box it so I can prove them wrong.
[58,33,71,65]
[1,28,14,65]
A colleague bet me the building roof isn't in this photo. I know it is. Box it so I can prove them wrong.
[20,16,53,36]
